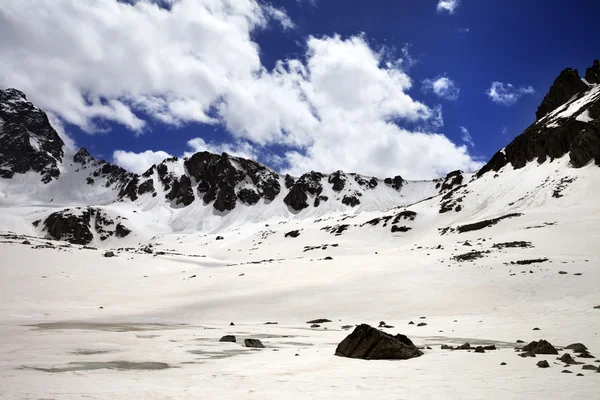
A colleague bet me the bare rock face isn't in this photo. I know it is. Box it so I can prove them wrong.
[328,171,347,192]
[438,170,464,192]
[0,89,64,183]
[184,152,280,212]
[384,176,403,190]
[166,175,195,206]
[536,68,589,120]
[335,324,423,360]
[284,171,324,211]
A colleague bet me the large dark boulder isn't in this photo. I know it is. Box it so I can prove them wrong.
[237,188,260,205]
[536,68,588,120]
[42,209,94,245]
[335,324,423,360]
[522,340,559,355]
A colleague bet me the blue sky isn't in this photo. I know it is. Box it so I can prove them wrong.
[1,0,599,179]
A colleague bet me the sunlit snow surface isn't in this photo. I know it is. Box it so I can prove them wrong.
[1,157,600,399]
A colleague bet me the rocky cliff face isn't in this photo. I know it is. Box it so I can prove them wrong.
[0,89,64,183]
[479,60,600,177]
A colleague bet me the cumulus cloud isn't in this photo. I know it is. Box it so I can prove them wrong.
[113,149,172,174]
[486,82,535,106]
[422,75,460,101]
[460,126,474,147]
[1,0,482,179]
[184,138,258,160]
[437,0,460,14]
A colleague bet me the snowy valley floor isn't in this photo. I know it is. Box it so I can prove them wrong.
[2,200,600,399]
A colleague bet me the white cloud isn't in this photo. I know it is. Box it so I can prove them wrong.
[184,138,258,160]
[113,149,172,174]
[459,126,474,147]
[437,0,460,14]
[1,0,482,179]
[486,82,535,106]
[422,75,460,101]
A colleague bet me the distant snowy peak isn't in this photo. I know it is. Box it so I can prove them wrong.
[479,59,600,177]
[0,88,64,183]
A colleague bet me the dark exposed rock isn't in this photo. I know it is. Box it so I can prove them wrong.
[456,213,523,233]
[537,360,550,368]
[577,351,595,359]
[313,195,328,207]
[342,194,361,207]
[453,250,490,262]
[328,171,346,192]
[384,176,403,190]
[216,236,224,241]
[307,319,331,324]
[137,179,155,196]
[565,343,588,353]
[284,172,324,211]
[484,345,497,351]
[103,251,115,258]
[219,335,236,343]
[334,324,423,360]
[514,258,549,265]
[42,209,93,245]
[439,170,464,192]
[417,323,427,327]
[184,151,280,211]
[0,89,64,183]
[115,223,131,238]
[558,353,582,365]
[562,369,573,373]
[501,362,507,366]
[284,174,295,189]
[582,364,599,371]
[285,230,300,238]
[166,175,195,206]
[237,188,260,205]
[310,324,320,328]
[391,225,411,233]
[474,346,485,353]
[519,352,536,358]
[354,175,378,189]
[493,241,533,249]
[585,60,600,84]
[536,68,588,120]
[522,340,559,355]
[244,339,265,348]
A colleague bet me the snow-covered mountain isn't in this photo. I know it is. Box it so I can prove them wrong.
[2,61,600,400]
[0,60,599,247]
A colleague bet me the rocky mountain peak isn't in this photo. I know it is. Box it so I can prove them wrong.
[73,147,94,165]
[536,68,589,120]
[0,88,64,183]
[585,60,600,84]
[479,59,600,178]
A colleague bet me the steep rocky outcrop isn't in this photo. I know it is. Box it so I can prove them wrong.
[536,68,588,120]
[284,171,324,211]
[585,60,600,84]
[0,89,64,183]
[479,60,600,177]
[335,324,423,360]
